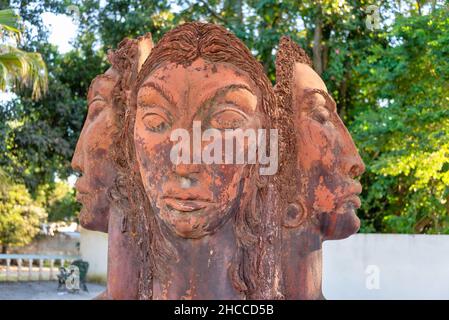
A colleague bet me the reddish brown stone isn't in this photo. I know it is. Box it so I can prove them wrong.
[72,34,153,299]
[125,22,281,300]
[71,68,119,233]
[72,24,364,300]
[275,36,365,299]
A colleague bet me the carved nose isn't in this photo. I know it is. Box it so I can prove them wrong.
[339,125,365,178]
[173,163,201,188]
[173,163,201,177]
[171,131,201,178]
[71,141,84,174]
[346,155,365,178]
[349,161,365,178]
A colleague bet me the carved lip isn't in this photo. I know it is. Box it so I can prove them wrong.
[163,197,211,212]
[338,182,362,209]
[74,180,90,203]
[75,178,90,194]
[341,194,361,209]
[75,192,90,204]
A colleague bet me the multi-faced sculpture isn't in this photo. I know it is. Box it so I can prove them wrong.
[72,34,153,300]
[275,36,365,299]
[73,23,364,300]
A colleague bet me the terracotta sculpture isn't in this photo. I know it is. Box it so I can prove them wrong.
[71,66,119,233]
[118,22,282,300]
[72,23,364,300]
[72,34,153,299]
[275,36,365,299]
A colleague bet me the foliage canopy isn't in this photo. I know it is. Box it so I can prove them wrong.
[0,0,448,234]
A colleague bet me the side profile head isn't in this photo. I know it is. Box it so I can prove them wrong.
[72,35,153,233]
[71,66,120,232]
[275,36,365,238]
[126,22,279,299]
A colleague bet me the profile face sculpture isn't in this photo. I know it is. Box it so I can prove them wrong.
[275,37,365,300]
[135,59,262,238]
[71,68,120,232]
[73,24,365,300]
[292,66,365,237]
[72,35,153,300]
[279,38,365,237]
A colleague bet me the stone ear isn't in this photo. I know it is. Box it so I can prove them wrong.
[283,200,306,228]
[137,33,153,73]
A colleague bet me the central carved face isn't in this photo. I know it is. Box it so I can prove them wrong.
[134,58,262,239]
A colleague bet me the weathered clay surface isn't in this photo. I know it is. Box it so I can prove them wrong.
[275,36,365,299]
[71,67,119,232]
[72,34,153,300]
[126,22,281,300]
[72,24,364,300]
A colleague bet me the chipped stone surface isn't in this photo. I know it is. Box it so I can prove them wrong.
[72,24,364,300]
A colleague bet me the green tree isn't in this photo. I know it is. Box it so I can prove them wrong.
[1,2,105,192]
[0,177,46,253]
[36,181,79,223]
[351,6,449,233]
[1,0,448,234]
[98,0,173,48]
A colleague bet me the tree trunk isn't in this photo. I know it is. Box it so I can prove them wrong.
[313,15,323,75]
[235,0,243,25]
[322,26,331,73]
[224,0,243,26]
[1,244,7,254]
[338,66,351,120]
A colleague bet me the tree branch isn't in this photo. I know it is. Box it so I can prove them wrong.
[197,0,226,23]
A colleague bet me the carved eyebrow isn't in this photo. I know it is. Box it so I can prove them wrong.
[87,74,116,96]
[138,82,177,108]
[201,84,255,109]
[303,88,337,112]
[87,96,106,109]
[138,104,174,124]
[95,74,116,82]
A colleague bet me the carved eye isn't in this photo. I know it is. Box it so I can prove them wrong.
[310,106,331,124]
[88,101,107,120]
[142,113,170,132]
[210,108,248,129]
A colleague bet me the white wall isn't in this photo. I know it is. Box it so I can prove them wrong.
[323,234,449,299]
[79,231,449,299]
[79,227,108,282]
[11,232,80,256]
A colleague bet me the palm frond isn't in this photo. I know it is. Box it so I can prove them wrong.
[0,45,48,100]
[0,9,21,40]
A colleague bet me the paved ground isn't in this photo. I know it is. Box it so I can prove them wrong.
[0,281,106,300]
